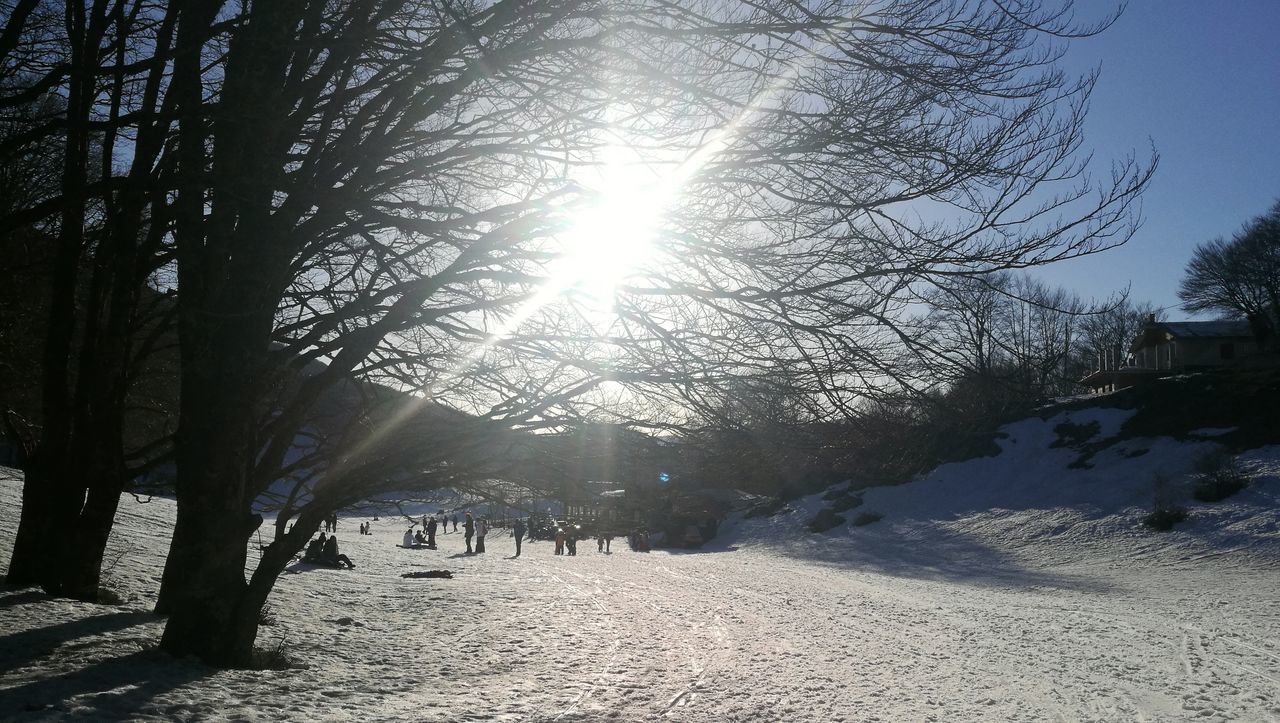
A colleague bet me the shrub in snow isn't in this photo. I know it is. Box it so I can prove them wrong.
[1142,507,1188,531]
[808,507,846,533]
[1191,451,1248,503]
[251,639,302,671]
[1050,420,1100,449]
[831,493,864,513]
[821,487,843,501]
[852,512,883,527]
[1143,474,1188,531]
[778,484,807,502]
[96,586,127,606]
[746,499,789,519]
[259,603,279,627]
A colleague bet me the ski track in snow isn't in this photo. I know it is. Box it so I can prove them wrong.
[1,413,1279,722]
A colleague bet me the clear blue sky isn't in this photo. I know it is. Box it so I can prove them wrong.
[1034,0,1280,316]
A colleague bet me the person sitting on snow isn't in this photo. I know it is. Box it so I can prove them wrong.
[322,535,355,568]
[403,528,415,548]
[304,532,327,562]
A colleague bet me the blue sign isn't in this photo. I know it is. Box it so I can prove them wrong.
[658,472,670,484]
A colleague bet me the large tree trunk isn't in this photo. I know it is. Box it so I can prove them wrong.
[5,0,95,590]
[54,466,128,599]
[5,0,165,601]
[7,200,150,599]
[158,456,320,667]
[9,446,129,600]
[156,496,261,666]
[156,0,302,666]
[158,511,317,666]
[5,458,73,587]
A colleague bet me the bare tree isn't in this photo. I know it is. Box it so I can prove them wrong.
[1,0,182,600]
[1073,295,1162,375]
[1000,276,1086,398]
[1178,200,1280,349]
[918,274,1011,384]
[917,273,1088,405]
[0,0,1147,666]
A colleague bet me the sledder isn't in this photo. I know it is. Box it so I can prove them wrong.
[399,527,436,549]
[302,532,356,568]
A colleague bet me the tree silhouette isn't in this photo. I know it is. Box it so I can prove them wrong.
[4,0,1152,666]
[1178,200,1280,349]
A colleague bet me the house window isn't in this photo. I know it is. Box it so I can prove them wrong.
[1220,343,1235,360]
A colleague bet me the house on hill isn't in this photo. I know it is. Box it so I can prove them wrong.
[1082,316,1274,393]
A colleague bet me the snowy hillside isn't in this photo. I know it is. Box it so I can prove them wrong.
[1,403,1278,721]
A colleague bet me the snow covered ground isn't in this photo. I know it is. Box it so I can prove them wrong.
[1,407,1279,721]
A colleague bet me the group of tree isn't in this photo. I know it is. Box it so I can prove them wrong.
[675,189,1280,498]
[0,0,1154,667]
[917,274,1168,404]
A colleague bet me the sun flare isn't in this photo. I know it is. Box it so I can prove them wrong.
[552,149,669,302]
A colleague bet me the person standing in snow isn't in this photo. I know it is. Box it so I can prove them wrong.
[554,527,566,555]
[512,518,526,557]
[463,512,475,553]
[475,517,488,554]
[452,514,459,532]
[426,516,437,548]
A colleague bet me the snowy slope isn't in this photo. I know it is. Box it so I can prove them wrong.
[723,407,1280,570]
[1,404,1278,722]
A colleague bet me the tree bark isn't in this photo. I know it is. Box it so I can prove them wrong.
[6,0,97,591]
[5,460,68,586]
[155,0,304,665]
[7,0,178,599]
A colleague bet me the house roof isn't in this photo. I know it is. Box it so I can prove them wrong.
[1157,321,1253,338]
[1131,320,1253,352]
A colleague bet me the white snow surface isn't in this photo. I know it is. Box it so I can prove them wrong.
[2,408,1279,722]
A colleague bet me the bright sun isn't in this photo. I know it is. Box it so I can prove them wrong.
[551,148,669,303]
